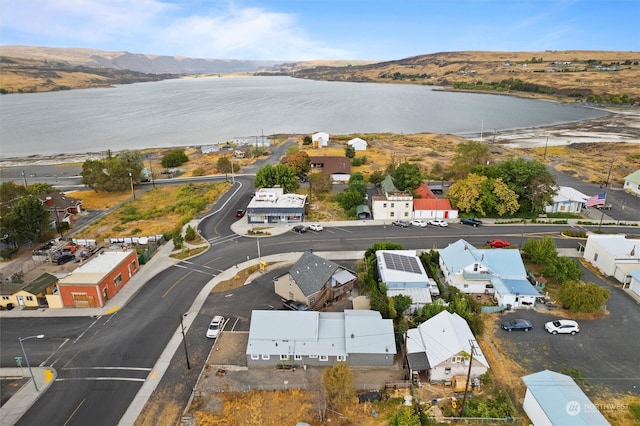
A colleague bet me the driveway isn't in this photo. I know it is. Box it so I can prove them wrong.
[494,265,640,396]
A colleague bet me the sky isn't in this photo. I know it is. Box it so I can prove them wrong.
[1,0,638,61]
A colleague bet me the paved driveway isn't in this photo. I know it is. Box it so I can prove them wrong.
[494,266,640,396]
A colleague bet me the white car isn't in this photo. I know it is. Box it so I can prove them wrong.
[308,223,323,231]
[206,315,225,339]
[545,319,579,335]
[410,220,427,227]
[428,219,448,227]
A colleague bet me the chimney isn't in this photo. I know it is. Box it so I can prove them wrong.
[45,196,53,205]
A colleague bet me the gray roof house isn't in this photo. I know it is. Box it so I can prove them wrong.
[522,370,610,426]
[246,309,397,367]
[439,239,540,309]
[274,251,356,309]
[246,187,307,224]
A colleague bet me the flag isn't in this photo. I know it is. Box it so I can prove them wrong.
[585,193,606,207]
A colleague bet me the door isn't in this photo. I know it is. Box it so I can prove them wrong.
[17,295,25,306]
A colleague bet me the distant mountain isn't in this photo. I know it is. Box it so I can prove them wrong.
[0,45,282,74]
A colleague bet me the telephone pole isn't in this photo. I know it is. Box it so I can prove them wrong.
[459,339,477,416]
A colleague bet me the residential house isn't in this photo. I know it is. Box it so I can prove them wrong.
[371,175,413,221]
[406,311,489,384]
[274,251,356,309]
[623,169,640,196]
[246,309,397,367]
[545,186,588,214]
[439,239,540,309]
[376,250,432,311]
[312,132,330,148]
[522,370,610,426]
[55,250,139,308]
[412,182,458,220]
[347,137,367,151]
[0,273,58,309]
[37,193,83,227]
[583,234,640,283]
[245,187,307,224]
[308,156,351,182]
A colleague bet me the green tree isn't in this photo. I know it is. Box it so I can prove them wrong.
[450,140,490,179]
[1,182,28,203]
[389,406,421,426]
[161,149,189,168]
[254,164,300,192]
[26,183,57,196]
[491,177,520,216]
[322,362,355,409]
[81,157,137,192]
[447,173,491,215]
[117,150,145,181]
[391,294,413,316]
[302,135,312,145]
[544,256,583,283]
[368,170,385,186]
[184,225,196,241]
[392,162,422,191]
[559,281,610,313]
[217,156,232,179]
[2,196,51,243]
[345,145,356,159]
[521,236,558,264]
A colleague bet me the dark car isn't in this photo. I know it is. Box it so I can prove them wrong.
[283,299,309,311]
[235,209,245,218]
[391,220,410,228]
[460,218,483,227]
[501,319,533,332]
[292,225,308,233]
[55,253,75,265]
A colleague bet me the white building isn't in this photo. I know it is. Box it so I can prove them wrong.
[623,169,640,195]
[583,234,640,283]
[376,250,432,311]
[312,132,330,148]
[347,137,367,151]
[545,186,588,214]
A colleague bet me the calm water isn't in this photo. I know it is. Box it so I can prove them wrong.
[0,76,607,158]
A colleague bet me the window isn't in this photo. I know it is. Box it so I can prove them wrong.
[445,367,451,375]
[405,203,409,208]
[251,354,260,360]
[319,355,329,362]
[383,203,387,208]
[337,355,346,362]
[473,263,479,272]
[2,296,9,300]
[451,356,463,364]
[390,203,395,208]
[309,296,315,304]
[26,296,33,301]
[593,253,598,261]
[390,212,395,217]
[309,355,318,359]
[114,273,122,287]
[403,212,409,217]
[294,355,302,361]
[280,355,290,361]
[463,284,469,288]
[261,354,270,360]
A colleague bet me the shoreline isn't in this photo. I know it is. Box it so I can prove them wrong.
[1,110,639,168]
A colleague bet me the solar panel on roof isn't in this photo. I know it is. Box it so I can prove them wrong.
[382,252,422,274]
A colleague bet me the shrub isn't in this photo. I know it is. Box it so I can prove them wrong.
[185,225,196,241]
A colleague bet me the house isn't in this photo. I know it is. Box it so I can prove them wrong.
[377,250,432,311]
[522,370,610,426]
[347,137,367,151]
[246,309,397,367]
[37,193,83,227]
[583,234,640,283]
[439,239,540,308]
[371,175,413,221]
[274,251,356,309]
[627,269,640,297]
[55,250,139,308]
[623,169,640,196]
[406,311,489,383]
[233,135,271,147]
[245,187,307,224]
[0,273,58,309]
[545,186,588,214]
[413,199,458,220]
[311,132,330,148]
[308,156,351,182]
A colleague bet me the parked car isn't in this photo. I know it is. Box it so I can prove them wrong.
[460,218,483,227]
[501,319,533,332]
[206,315,225,339]
[410,220,427,227]
[545,319,580,335]
[282,299,309,311]
[428,219,448,227]
[488,239,511,248]
[308,223,323,232]
[235,209,245,218]
[391,220,410,228]
[62,243,79,253]
[292,225,308,233]
[55,253,75,265]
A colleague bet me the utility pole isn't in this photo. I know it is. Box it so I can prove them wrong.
[543,135,549,160]
[598,159,614,233]
[180,314,191,370]
[459,339,477,416]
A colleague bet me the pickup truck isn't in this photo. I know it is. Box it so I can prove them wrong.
[460,218,483,227]
[595,204,612,210]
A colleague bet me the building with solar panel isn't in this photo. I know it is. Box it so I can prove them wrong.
[376,250,433,312]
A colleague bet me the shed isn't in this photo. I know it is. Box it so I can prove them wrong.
[312,132,330,148]
[347,137,367,151]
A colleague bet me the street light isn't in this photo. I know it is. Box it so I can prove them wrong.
[128,172,136,200]
[18,334,45,392]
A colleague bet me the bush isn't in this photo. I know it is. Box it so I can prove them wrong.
[185,225,196,241]
[161,149,188,168]
[559,281,610,313]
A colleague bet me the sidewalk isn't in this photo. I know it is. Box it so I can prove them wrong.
[0,367,57,425]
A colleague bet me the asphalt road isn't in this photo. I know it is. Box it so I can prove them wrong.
[1,173,639,425]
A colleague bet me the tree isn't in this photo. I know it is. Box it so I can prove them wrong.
[447,173,518,216]
[559,281,610,313]
[345,145,355,159]
[26,183,56,196]
[184,225,196,241]
[217,157,232,179]
[1,182,28,203]
[392,162,422,191]
[302,135,312,145]
[391,294,412,317]
[287,151,311,176]
[450,140,490,179]
[521,236,558,264]
[322,362,355,410]
[2,196,51,244]
[308,172,332,193]
[81,157,138,192]
[368,170,385,186]
[389,406,421,426]
[117,150,145,181]
[161,149,188,168]
[254,164,300,192]
[544,256,583,283]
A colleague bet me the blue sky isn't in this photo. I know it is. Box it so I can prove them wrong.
[1,0,638,60]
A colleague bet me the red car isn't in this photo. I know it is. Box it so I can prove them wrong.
[235,209,245,218]
[488,239,511,248]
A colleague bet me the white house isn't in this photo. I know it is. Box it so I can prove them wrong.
[439,239,540,309]
[623,169,640,195]
[406,311,489,384]
[312,132,330,148]
[545,186,588,214]
[376,250,432,311]
[347,137,367,151]
[522,370,610,426]
[371,175,413,221]
[583,234,640,283]
[627,269,640,297]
